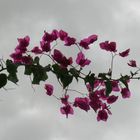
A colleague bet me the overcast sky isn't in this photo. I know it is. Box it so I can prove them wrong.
[0,0,140,140]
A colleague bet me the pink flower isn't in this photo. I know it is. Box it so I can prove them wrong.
[60,104,74,118]
[88,35,98,44]
[128,60,137,67]
[15,36,30,53]
[107,95,118,104]
[76,52,91,67]
[64,36,76,46]
[51,29,59,41]
[111,80,120,92]
[89,100,101,112]
[73,97,90,112]
[89,92,102,112]
[97,109,108,121]
[42,30,59,42]
[10,51,23,63]
[98,89,107,100]
[31,46,42,54]
[52,49,63,63]
[42,31,53,42]
[52,49,73,67]
[79,35,98,49]
[61,56,73,68]
[44,84,54,96]
[59,30,68,41]
[61,95,69,105]
[119,49,130,57]
[121,88,131,98]
[101,103,112,115]
[17,36,30,47]
[94,80,100,88]
[40,41,51,52]
[21,55,33,65]
[99,41,117,52]
[15,46,27,54]
[86,83,92,93]
[79,38,89,49]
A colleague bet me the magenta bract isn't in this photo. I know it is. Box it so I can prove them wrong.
[61,95,69,105]
[76,52,91,67]
[59,30,68,41]
[79,39,89,49]
[100,41,117,52]
[10,51,23,63]
[17,36,30,47]
[97,109,108,121]
[22,55,33,65]
[40,41,51,52]
[89,93,102,112]
[64,36,76,46]
[44,84,54,96]
[73,97,90,112]
[119,48,130,57]
[52,49,73,67]
[79,34,97,49]
[121,88,131,98]
[88,35,98,44]
[128,60,137,67]
[107,95,118,104]
[60,104,74,118]
[111,80,120,92]
[51,29,59,41]
[98,89,107,100]
[15,36,30,53]
[31,46,42,54]
[42,30,59,42]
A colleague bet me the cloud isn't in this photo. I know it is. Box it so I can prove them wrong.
[0,0,140,140]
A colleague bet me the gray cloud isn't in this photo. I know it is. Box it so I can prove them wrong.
[0,0,140,140]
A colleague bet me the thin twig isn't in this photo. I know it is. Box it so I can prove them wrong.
[29,76,36,93]
[67,88,87,96]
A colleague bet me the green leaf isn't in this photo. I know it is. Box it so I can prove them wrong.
[44,64,51,72]
[0,73,7,88]
[60,74,73,89]
[7,73,18,84]
[119,75,129,89]
[24,65,32,75]
[130,71,134,77]
[105,80,112,96]
[6,60,19,84]
[33,56,40,65]
[130,71,138,77]
[24,64,49,84]
[84,73,95,90]
[69,68,79,81]
[52,64,65,79]
[98,73,108,80]
[6,60,18,74]
[32,65,48,84]
[52,64,73,89]
[52,64,60,74]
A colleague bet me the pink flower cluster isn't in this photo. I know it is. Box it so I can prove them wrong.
[44,79,131,121]
[10,30,94,69]
[10,29,138,122]
[10,36,33,64]
[79,35,97,49]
